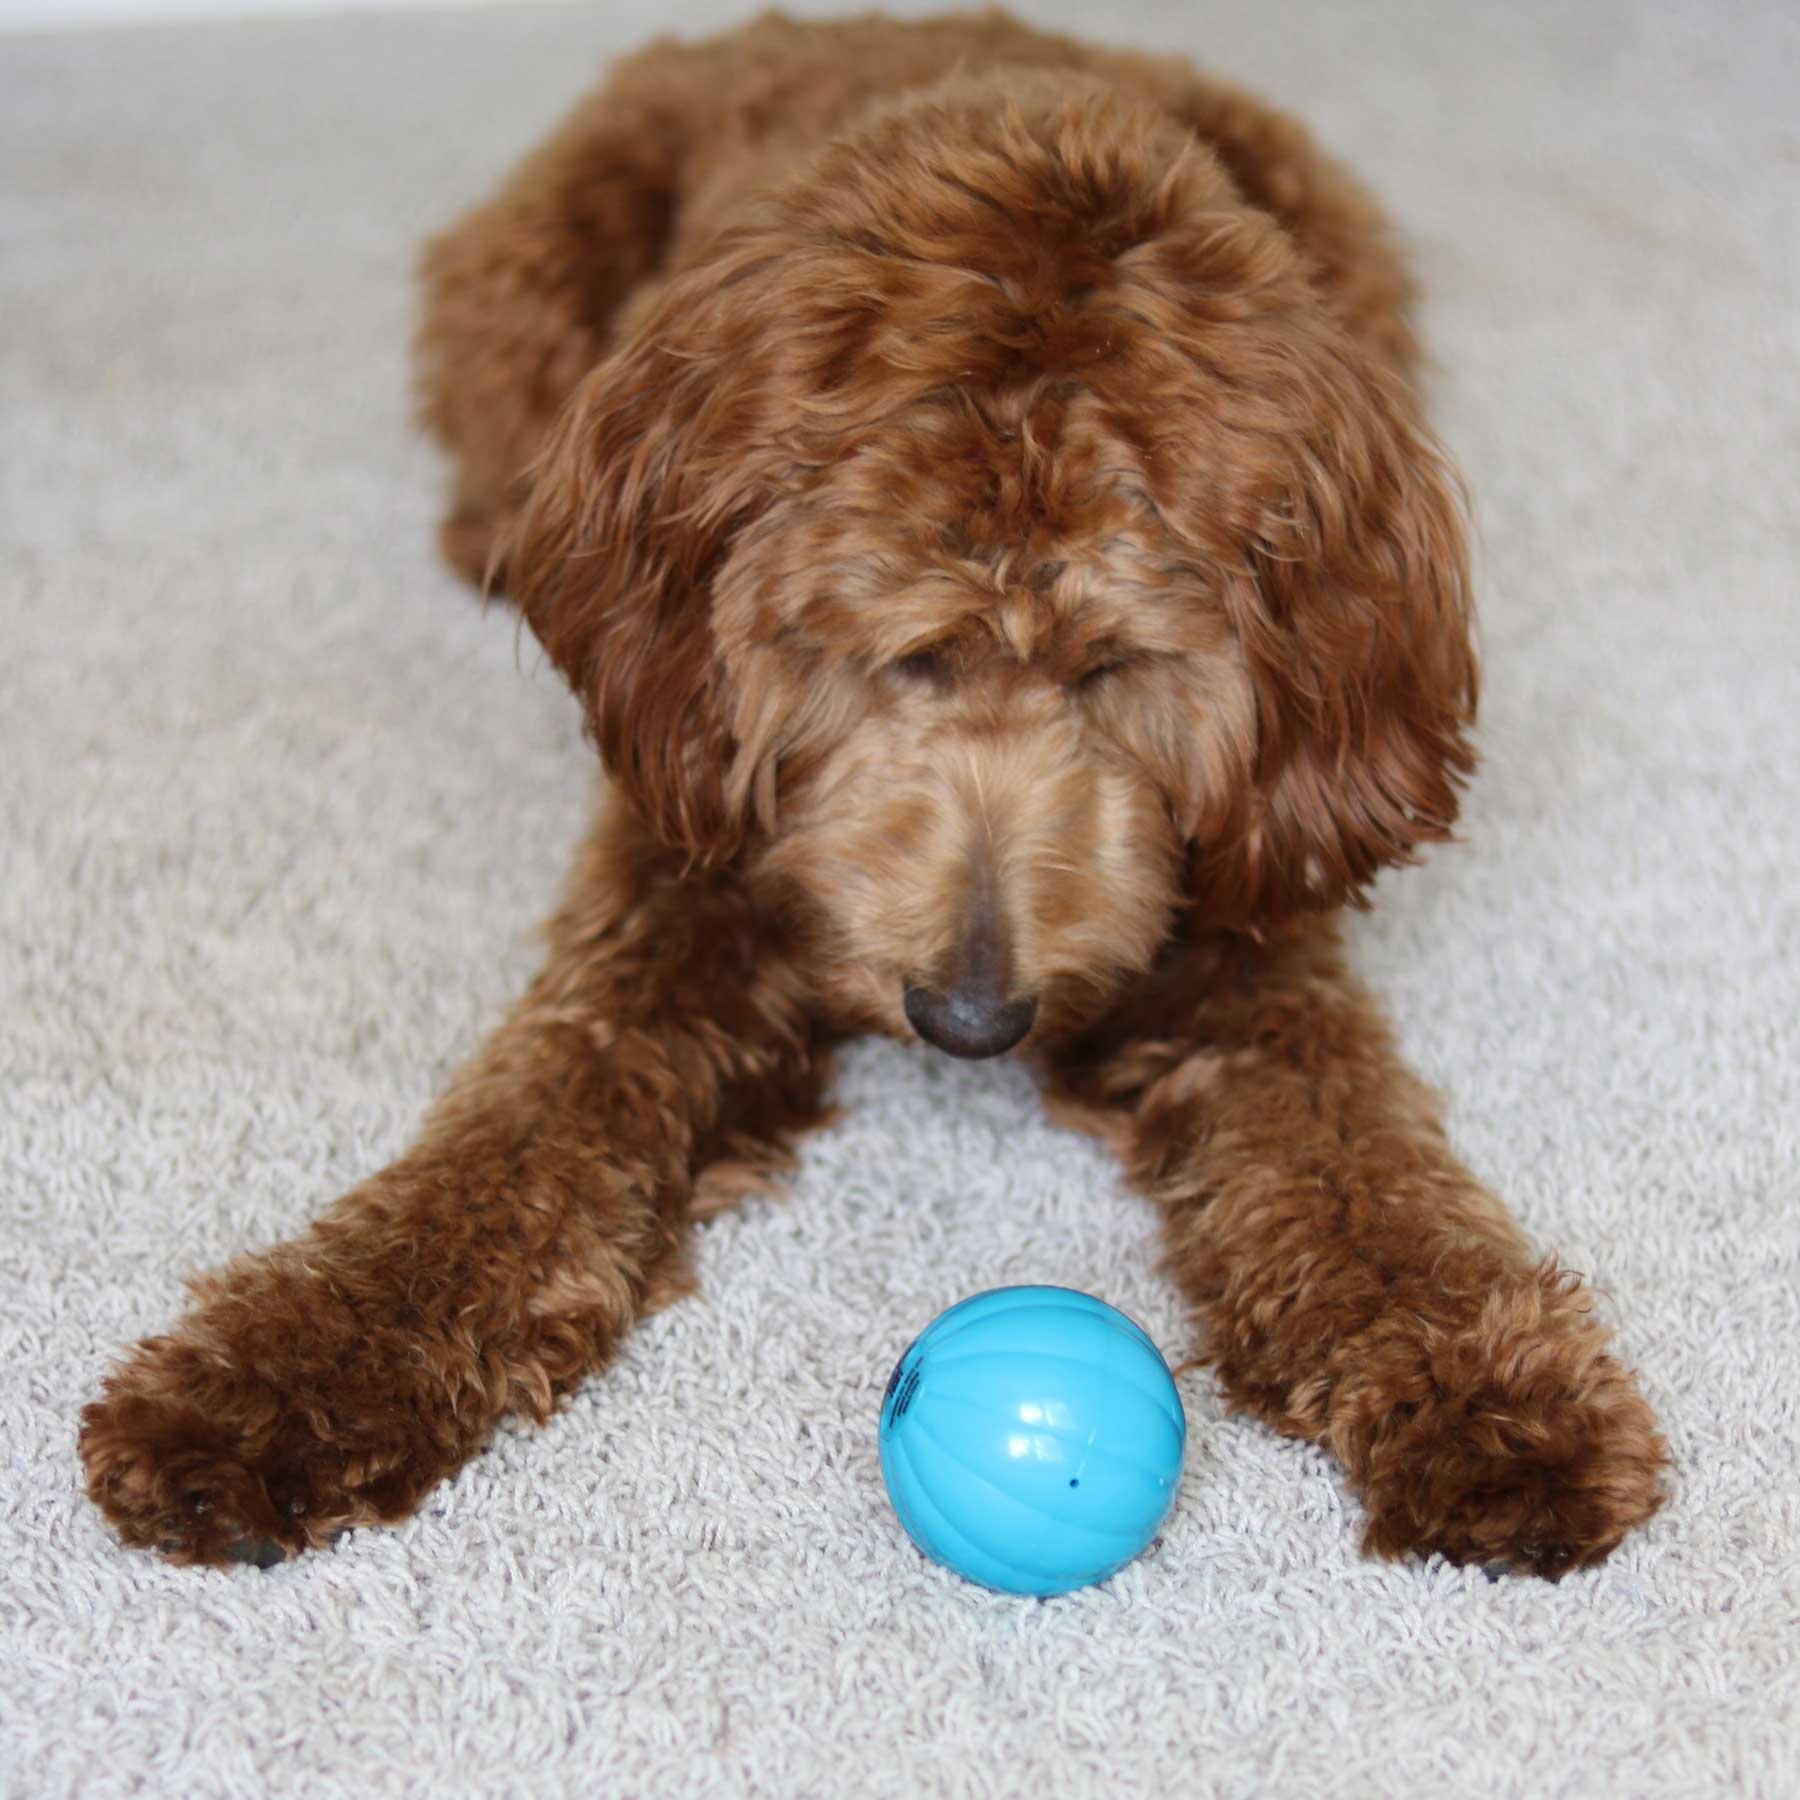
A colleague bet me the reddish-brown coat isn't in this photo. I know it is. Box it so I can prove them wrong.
[82,12,1663,1575]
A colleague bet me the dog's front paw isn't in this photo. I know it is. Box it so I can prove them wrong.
[80,1256,455,1567]
[1347,1270,1667,1578]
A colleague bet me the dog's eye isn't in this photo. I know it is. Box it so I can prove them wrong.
[892,649,948,684]
[1077,659,1131,692]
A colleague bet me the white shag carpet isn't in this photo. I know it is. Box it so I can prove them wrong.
[3,2,1797,1793]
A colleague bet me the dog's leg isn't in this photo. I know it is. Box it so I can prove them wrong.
[1042,918,1666,1576]
[80,804,831,1566]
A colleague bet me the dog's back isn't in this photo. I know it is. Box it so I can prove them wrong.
[415,10,1417,592]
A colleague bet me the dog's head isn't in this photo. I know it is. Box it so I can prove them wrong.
[507,76,1475,1054]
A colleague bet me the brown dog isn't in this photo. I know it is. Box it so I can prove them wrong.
[80,11,1665,1576]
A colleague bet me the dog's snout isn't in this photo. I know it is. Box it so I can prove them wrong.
[903,982,1038,1059]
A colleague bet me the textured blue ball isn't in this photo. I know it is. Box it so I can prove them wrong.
[878,1286,1186,1596]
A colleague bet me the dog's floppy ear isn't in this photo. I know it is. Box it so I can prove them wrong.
[1191,324,1478,922]
[501,252,786,865]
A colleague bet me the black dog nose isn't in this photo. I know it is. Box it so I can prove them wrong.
[903,983,1038,1059]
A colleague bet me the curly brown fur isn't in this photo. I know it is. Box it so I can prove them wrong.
[82,10,1664,1575]
[1043,920,1665,1577]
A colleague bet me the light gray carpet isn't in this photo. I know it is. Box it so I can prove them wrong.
[3,2,1797,1794]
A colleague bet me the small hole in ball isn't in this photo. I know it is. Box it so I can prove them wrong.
[1069,1478,1080,1488]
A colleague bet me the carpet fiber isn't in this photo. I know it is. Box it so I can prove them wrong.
[3,2,1796,1793]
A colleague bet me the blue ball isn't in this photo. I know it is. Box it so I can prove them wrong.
[878,1285,1186,1596]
